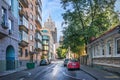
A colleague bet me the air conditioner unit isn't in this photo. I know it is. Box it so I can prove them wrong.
[9,30,13,35]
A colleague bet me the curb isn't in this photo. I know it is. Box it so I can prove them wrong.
[80,69,98,80]
[0,68,27,78]
[103,69,120,76]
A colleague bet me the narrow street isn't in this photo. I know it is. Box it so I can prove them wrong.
[0,60,95,80]
[0,60,120,80]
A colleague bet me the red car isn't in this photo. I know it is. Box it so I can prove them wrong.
[67,59,80,70]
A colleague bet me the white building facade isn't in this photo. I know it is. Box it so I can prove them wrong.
[87,25,120,68]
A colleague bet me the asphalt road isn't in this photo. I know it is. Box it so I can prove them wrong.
[0,60,96,80]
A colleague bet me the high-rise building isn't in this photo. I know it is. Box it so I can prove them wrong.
[18,0,42,66]
[44,15,57,43]
[0,0,19,71]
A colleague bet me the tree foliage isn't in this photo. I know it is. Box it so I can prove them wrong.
[61,0,119,54]
[56,47,67,58]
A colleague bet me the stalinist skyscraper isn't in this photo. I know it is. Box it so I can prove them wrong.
[44,15,57,43]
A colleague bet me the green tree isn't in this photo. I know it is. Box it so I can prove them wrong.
[61,0,119,54]
[56,47,67,58]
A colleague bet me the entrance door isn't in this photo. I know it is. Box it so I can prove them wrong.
[6,45,15,70]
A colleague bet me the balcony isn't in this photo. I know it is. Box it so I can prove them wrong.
[19,17,29,33]
[35,15,42,27]
[35,42,42,51]
[19,0,28,8]
[36,6,42,16]
[19,31,29,47]
[0,22,9,39]
[1,21,9,29]
[19,9,28,19]
[35,30,42,42]
[43,40,49,46]
[36,0,42,5]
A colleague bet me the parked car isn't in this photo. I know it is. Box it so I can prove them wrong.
[67,59,80,70]
[39,59,49,66]
[64,58,70,66]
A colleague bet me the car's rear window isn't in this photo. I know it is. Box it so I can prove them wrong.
[65,59,70,61]
[70,59,78,62]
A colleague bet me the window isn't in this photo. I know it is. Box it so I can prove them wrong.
[117,39,120,54]
[8,19,13,30]
[30,24,33,30]
[8,0,12,6]
[107,41,112,55]
[2,7,7,25]
[19,48,23,57]
[23,17,28,29]
[34,25,37,30]
[30,35,34,41]
[102,48,104,55]
[30,13,33,20]
[42,30,48,33]
[42,36,49,40]
[30,46,32,51]
[43,40,49,45]
[30,46,34,51]
[43,46,49,50]
[25,49,28,57]
[22,31,28,42]
[29,3,33,10]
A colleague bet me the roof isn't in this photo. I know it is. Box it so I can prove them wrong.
[90,25,120,43]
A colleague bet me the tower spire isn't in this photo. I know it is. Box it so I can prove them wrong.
[47,12,52,22]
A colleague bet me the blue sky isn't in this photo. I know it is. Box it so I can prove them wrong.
[42,0,120,42]
[42,0,64,42]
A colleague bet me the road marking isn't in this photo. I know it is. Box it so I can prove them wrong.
[63,72,85,80]
[19,78,24,80]
[34,64,56,78]
[104,76,119,78]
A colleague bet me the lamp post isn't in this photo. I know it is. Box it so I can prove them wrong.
[68,46,70,59]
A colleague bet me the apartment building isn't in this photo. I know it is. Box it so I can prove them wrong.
[0,0,19,71]
[87,25,120,68]
[18,0,42,66]
[41,28,53,60]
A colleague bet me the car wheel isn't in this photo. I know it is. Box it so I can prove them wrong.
[68,68,71,71]
[77,68,80,70]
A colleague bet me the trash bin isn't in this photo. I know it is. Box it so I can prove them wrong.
[26,62,35,69]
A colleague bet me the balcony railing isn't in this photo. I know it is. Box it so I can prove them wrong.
[19,31,29,47]
[19,16,29,33]
[35,42,42,51]
[35,32,42,42]
[36,0,42,6]
[19,0,28,8]
[36,5,42,16]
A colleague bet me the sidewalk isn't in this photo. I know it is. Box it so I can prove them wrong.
[102,66,120,75]
[0,66,26,77]
[81,65,120,80]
